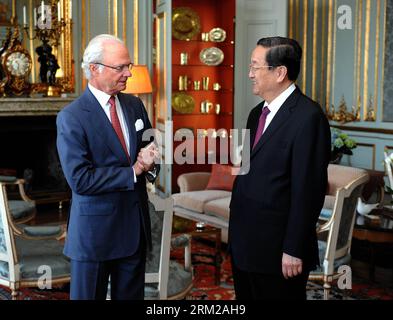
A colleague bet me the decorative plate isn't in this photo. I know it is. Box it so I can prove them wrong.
[199,47,224,66]
[172,7,201,40]
[209,27,226,42]
[172,92,195,114]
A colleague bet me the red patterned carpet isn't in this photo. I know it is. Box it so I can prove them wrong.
[0,239,392,300]
[177,239,393,300]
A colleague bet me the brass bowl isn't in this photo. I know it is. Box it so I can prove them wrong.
[172,92,195,114]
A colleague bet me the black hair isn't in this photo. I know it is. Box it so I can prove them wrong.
[256,37,302,81]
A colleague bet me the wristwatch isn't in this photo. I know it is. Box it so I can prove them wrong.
[146,165,158,183]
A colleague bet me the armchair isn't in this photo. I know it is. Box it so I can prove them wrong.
[144,192,193,299]
[0,180,70,300]
[384,149,393,201]
[309,165,369,299]
[0,176,36,224]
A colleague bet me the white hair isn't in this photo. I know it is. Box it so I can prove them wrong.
[81,34,125,79]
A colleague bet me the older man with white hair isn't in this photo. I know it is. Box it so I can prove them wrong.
[56,34,159,300]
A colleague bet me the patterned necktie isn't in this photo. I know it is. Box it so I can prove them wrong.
[252,106,271,149]
[108,96,130,162]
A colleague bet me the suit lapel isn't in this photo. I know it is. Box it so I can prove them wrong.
[249,102,264,147]
[118,93,137,163]
[81,89,129,163]
[251,88,301,158]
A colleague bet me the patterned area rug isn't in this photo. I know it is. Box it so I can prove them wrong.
[173,239,393,300]
[0,239,392,300]
[0,284,69,300]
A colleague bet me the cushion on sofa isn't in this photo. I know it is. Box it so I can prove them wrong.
[206,164,239,191]
[204,197,231,220]
[172,190,231,213]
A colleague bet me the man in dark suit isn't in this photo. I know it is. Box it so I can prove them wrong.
[56,34,159,300]
[229,37,331,300]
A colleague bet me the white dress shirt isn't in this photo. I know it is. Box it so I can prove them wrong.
[88,84,136,182]
[262,83,296,134]
[88,83,130,153]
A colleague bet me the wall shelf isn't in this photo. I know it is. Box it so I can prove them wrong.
[171,0,235,192]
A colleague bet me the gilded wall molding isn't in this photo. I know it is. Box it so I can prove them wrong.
[352,0,359,109]
[296,0,387,125]
[302,0,308,93]
[28,0,35,83]
[288,0,294,38]
[326,0,333,113]
[295,0,300,40]
[122,0,127,45]
[108,0,111,34]
[365,95,376,121]
[87,0,91,41]
[356,0,363,120]
[134,0,139,64]
[311,0,318,100]
[334,125,393,135]
[11,0,16,20]
[363,0,371,119]
[382,1,393,123]
[113,0,118,37]
[155,11,166,124]
[328,95,360,124]
[373,0,381,116]
[81,0,87,90]
[331,0,338,103]
[320,0,326,107]
[381,0,387,121]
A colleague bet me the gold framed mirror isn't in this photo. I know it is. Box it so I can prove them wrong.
[1,0,74,95]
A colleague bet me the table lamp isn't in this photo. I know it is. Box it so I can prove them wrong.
[122,65,153,95]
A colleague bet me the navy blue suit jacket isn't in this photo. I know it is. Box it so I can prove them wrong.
[229,87,331,274]
[57,88,153,261]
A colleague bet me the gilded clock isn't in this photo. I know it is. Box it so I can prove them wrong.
[1,28,32,96]
[5,51,31,77]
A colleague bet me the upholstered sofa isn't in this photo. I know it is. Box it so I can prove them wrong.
[173,171,231,242]
[172,164,366,243]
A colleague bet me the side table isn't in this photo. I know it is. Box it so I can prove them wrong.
[172,217,222,285]
[188,225,222,285]
[352,207,393,281]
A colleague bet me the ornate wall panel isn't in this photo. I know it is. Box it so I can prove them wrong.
[289,0,386,124]
[383,0,393,121]
[75,0,152,93]
[289,0,391,171]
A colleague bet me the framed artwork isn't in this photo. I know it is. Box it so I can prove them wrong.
[0,0,12,27]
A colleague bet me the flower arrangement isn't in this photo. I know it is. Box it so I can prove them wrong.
[330,128,357,162]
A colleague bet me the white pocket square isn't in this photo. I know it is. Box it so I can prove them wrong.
[135,119,144,131]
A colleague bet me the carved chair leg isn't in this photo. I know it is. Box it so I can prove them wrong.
[323,281,331,300]
[11,289,18,300]
[10,282,20,300]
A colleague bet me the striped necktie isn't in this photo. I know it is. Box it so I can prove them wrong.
[108,96,130,162]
